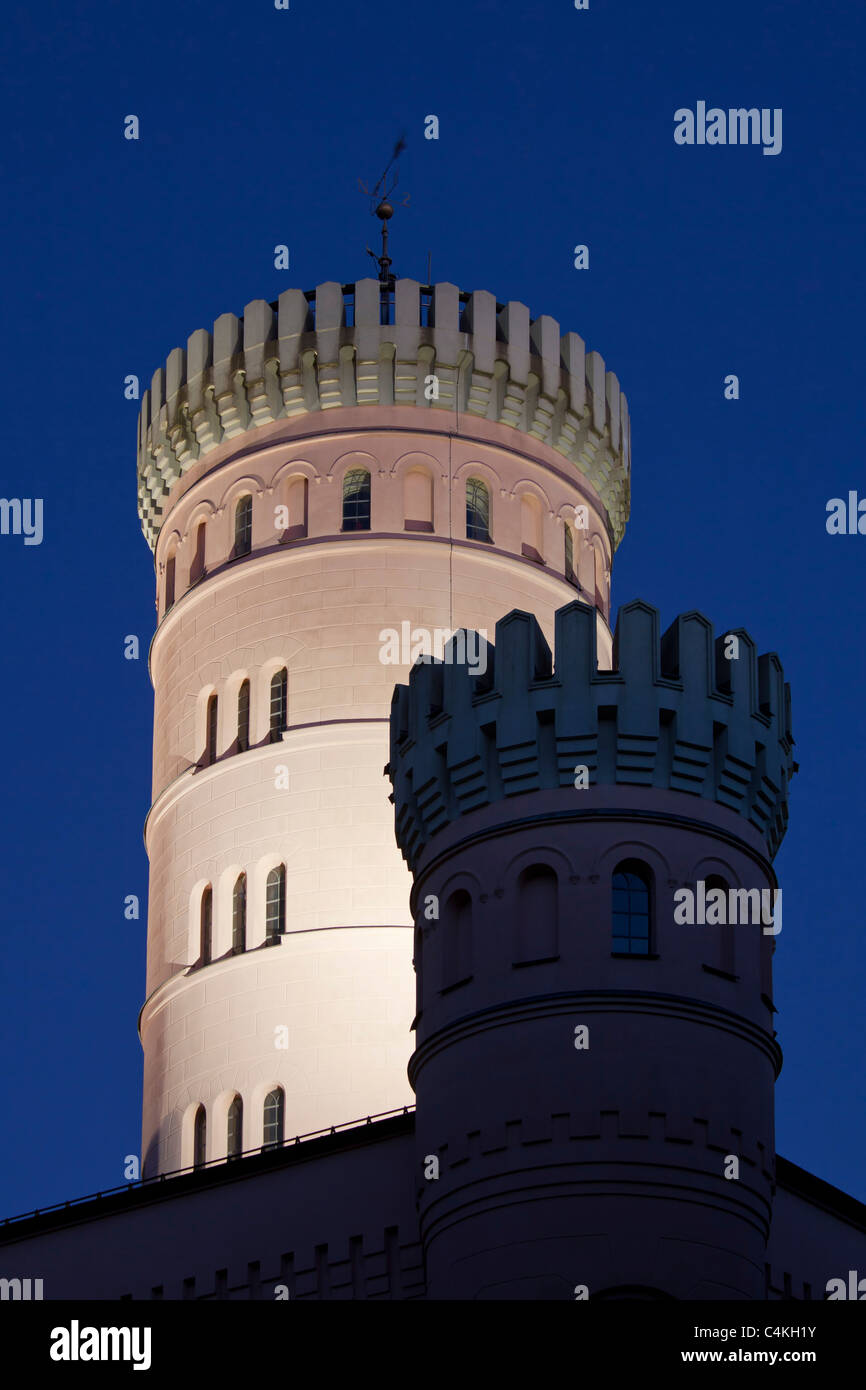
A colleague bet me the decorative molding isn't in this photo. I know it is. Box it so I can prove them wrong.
[137,280,630,551]
[388,599,795,868]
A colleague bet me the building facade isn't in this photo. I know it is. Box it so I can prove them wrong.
[1,274,863,1300]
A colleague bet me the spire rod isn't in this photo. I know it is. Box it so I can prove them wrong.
[359,133,408,285]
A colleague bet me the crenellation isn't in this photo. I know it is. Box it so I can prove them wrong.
[137,279,630,550]
[389,598,794,868]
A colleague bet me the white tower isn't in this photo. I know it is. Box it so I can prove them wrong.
[136,276,630,1175]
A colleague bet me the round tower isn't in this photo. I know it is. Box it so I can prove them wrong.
[388,599,794,1300]
[136,277,631,1176]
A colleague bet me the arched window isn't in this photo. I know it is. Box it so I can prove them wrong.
[594,545,605,609]
[232,873,247,954]
[520,495,543,562]
[466,477,491,542]
[263,1088,284,1149]
[237,680,250,753]
[205,693,218,765]
[404,469,434,532]
[190,520,207,583]
[227,1095,243,1161]
[200,886,213,964]
[442,889,473,990]
[193,1105,207,1169]
[612,861,652,955]
[564,524,576,584]
[342,469,371,531]
[269,668,288,743]
[266,866,286,943]
[705,873,735,976]
[514,865,558,964]
[280,476,308,541]
[234,495,253,557]
[164,553,176,612]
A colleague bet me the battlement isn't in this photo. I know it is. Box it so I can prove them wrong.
[388,599,795,868]
[137,279,630,550]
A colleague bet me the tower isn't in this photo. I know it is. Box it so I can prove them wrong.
[388,600,794,1299]
[136,276,630,1176]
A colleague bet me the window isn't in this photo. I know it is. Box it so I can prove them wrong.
[514,865,558,964]
[442,889,473,989]
[520,495,543,562]
[342,469,371,531]
[193,1105,206,1169]
[466,477,491,542]
[564,525,576,584]
[237,680,250,752]
[269,668,288,743]
[263,1088,284,1149]
[404,469,434,532]
[234,495,253,557]
[227,1096,243,1161]
[612,862,652,955]
[280,476,308,541]
[164,553,176,612]
[594,545,605,610]
[205,694,218,765]
[266,866,286,942]
[190,521,206,583]
[232,873,247,954]
[705,873,735,976]
[200,886,213,964]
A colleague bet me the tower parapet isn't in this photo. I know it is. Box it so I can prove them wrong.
[389,598,795,869]
[137,279,631,550]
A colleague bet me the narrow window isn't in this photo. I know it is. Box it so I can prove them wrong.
[442,889,473,989]
[612,862,652,955]
[227,1096,243,1161]
[164,553,176,612]
[200,886,213,964]
[237,680,250,752]
[404,469,434,532]
[232,873,247,954]
[269,668,288,743]
[263,1088,285,1149]
[466,477,491,542]
[514,865,558,964]
[234,495,253,557]
[205,694,218,765]
[193,1105,207,1169]
[342,469,371,531]
[564,524,575,584]
[191,521,207,583]
[520,495,543,562]
[280,476,308,541]
[594,546,605,610]
[705,873,735,976]
[266,866,286,942]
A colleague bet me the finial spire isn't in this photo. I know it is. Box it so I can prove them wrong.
[359,133,409,284]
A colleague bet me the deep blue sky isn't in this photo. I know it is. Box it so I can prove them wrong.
[0,0,863,1218]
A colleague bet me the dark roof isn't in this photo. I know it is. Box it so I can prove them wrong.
[0,1110,414,1244]
[776,1154,866,1232]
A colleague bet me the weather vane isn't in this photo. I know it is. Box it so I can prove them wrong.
[358,133,410,284]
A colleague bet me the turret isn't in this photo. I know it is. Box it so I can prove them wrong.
[388,599,794,1299]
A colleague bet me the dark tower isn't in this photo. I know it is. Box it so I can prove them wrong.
[388,598,794,1299]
